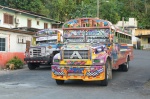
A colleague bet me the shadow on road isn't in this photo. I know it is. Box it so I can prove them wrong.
[24,64,51,71]
[36,66,51,71]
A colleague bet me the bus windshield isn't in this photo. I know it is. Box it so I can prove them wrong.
[63,29,110,43]
[35,29,61,45]
[36,39,57,46]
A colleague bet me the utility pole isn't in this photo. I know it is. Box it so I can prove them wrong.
[97,0,99,18]
[122,17,124,30]
[145,0,147,14]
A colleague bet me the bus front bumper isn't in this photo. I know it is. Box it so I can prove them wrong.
[51,65,106,81]
[24,57,50,63]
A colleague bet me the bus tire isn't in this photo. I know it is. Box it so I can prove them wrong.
[122,58,129,72]
[101,60,111,86]
[50,58,53,65]
[28,63,37,70]
[56,80,64,85]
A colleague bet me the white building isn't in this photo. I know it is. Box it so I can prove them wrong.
[0,5,62,68]
[115,18,138,45]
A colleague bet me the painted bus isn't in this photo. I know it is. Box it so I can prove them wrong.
[51,18,133,86]
[24,29,63,70]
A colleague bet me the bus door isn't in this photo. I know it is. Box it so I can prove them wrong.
[119,44,131,64]
[112,43,122,68]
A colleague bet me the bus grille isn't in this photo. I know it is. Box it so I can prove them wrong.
[63,50,89,59]
[30,47,44,57]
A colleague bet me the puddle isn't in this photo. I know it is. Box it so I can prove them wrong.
[0,82,35,89]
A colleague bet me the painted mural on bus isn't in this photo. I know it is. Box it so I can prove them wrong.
[51,17,133,86]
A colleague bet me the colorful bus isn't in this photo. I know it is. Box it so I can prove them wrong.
[24,29,63,70]
[51,18,133,86]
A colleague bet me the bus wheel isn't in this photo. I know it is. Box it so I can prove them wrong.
[35,63,40,68]
[56,80,64,85]
[28,63,37,70]
[101,60,111,86]
[122,58,129,72]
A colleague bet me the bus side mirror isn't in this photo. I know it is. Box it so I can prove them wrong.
[57,32,61,43]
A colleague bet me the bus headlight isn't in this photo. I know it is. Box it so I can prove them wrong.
[93,59,104,64]
[54,59,60,63]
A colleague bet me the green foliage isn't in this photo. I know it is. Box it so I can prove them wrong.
[0,0,49,16]
[0,0,150,29]
[6,56,24,69]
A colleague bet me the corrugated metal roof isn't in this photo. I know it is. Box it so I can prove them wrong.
[0,27,35,35]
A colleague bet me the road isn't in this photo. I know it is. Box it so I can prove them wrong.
[0,50,150,99]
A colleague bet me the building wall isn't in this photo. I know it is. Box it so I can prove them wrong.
[134,29,150,49]
[135,29,150,36]
[16,13,52,29]
[115,18,137,28]
[129,18,137,26]
[0,30,32,68]
[0,52,25,68]
[141,37,148,44]
[0,31,32,52]
[0,7,59,68]
[0,9,15,28]
[135,29,150,45]
[0,9,52,29]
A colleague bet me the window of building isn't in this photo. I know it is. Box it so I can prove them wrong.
[37,21,39,25]
[0,38,6,51]
[27,19,32,28]
[17,35,31,44]
[3,13,14,25]
[148,38,150,44]
[44,23,48,29]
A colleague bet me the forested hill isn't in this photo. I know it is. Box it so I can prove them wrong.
[0,0,150,29]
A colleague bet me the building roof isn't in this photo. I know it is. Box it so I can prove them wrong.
[0,5,62,24]
[12,27,41,32]
[0,27,36,35]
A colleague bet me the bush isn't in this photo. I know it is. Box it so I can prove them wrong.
[6,56,24,69]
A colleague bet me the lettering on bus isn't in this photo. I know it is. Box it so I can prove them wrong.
[36,29,58,36]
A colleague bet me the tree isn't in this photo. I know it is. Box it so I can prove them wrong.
[0,0,49,16]
[0,0,150,28]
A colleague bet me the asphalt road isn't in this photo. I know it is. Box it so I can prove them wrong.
[0,50,150,99]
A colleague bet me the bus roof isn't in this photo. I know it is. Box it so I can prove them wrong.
[62,17,131,36]
[62,17,115,29]
[115,26,132,36]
